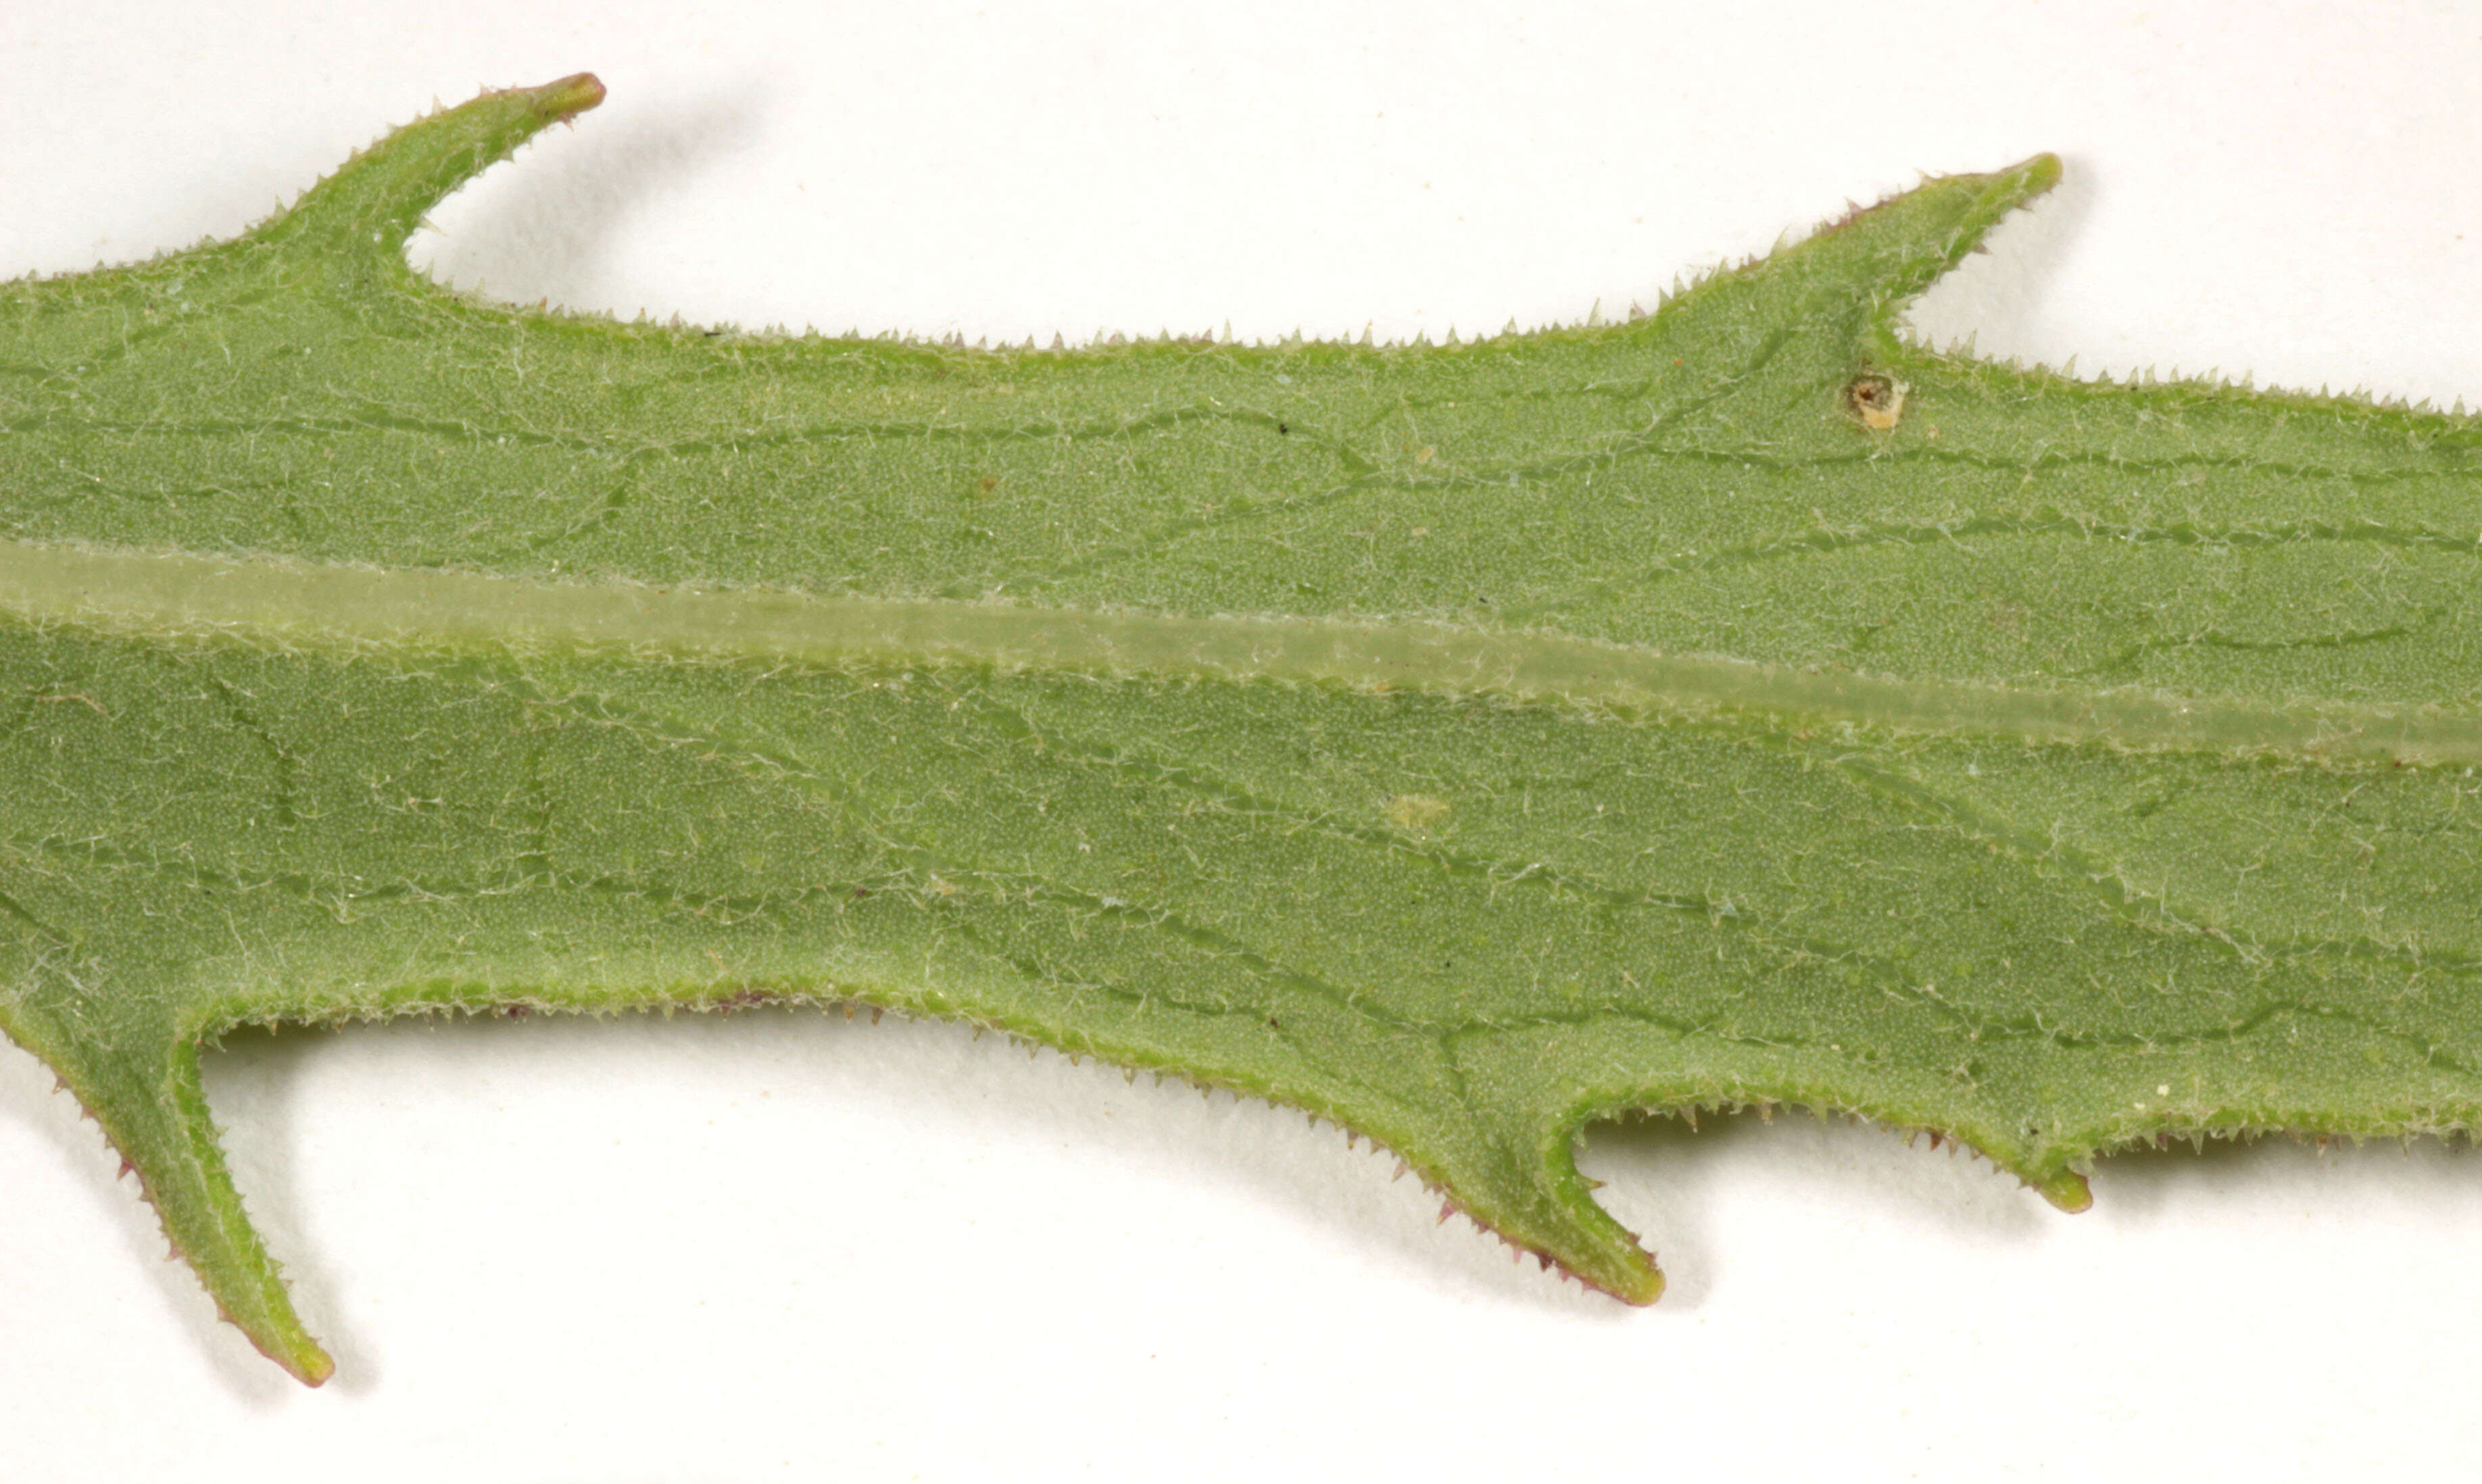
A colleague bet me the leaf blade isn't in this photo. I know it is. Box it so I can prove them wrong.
[6,76,2478,1382]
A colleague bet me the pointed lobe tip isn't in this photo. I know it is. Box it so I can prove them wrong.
[529,72,606,121]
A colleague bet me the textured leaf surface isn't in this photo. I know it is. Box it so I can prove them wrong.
[6,75,2481,1385]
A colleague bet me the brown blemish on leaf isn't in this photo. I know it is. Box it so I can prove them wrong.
[1847,372,1906,430]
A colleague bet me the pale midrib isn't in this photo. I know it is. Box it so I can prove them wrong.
[2,537,2475,766]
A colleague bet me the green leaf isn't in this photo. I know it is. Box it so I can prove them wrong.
[6,74,2479,1385]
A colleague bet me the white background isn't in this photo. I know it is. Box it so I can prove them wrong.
[5,3,2481,1478]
